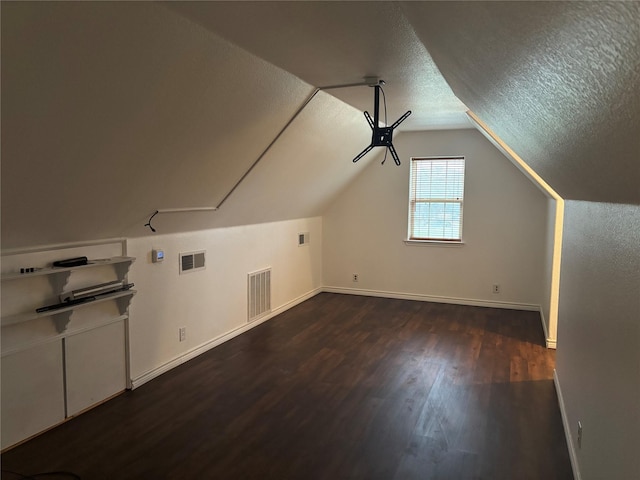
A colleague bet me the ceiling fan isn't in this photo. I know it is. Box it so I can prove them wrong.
[352,78,412,166]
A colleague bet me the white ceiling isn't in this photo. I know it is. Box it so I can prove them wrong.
[162,1,471,131]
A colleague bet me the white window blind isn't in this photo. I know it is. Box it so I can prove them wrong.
[408,157,465,241]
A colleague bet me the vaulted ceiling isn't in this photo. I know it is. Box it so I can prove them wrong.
[403,1,640,205]
[162,1,470,131]
[2,1,638,249]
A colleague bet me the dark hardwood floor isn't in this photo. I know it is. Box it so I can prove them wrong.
[1,293,573,480]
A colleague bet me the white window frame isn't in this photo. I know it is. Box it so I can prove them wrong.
[406,156,466,245]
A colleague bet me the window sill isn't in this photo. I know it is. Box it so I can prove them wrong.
[404,239,465,247]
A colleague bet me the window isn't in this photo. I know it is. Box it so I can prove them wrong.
[408,156,465,242]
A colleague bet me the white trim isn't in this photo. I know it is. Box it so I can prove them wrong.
[467,110,564,350]
[322,286,539,311]
[466,111,560,199]
[408,156,466,243]
[130,287,322,389]
[404,239,465,247]
[1,238,127,256]
[554,370,581,480]
[157,207,217,214]
[538,307,557,349]
[548,199,564,342]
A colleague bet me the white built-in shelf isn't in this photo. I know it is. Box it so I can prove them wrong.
[1,290,137,329]
[1,256,135,281]
[2,256,137,333]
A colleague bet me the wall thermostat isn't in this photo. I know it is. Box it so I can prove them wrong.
[152,249,165,263]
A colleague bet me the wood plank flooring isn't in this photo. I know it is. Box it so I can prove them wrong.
[1,293,573,480]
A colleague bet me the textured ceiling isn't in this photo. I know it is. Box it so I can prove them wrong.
[164,0,640,203]
[2,1,638,248]
[403,1,640,204]
[162,1,471,131]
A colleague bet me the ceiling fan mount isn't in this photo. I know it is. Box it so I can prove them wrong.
[353,79,411,166]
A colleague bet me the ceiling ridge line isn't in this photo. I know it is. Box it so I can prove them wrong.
[145,80,387,232]
[215,80,381,210]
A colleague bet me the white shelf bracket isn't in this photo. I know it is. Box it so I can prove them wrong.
[48,271,71,294]
[116,294,135,316]
[52,311,73,333]
[114,261,133,282]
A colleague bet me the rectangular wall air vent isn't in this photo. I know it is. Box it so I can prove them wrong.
[179,250,206,274]
[298,232,310,246]
[248,268,271,322]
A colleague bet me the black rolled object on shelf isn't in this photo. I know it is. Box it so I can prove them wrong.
[52,256,88,268]
[36,296,96,313]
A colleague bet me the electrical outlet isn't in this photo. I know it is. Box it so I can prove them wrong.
[577,421,582,449]
[353,273,359,282]
[179,327,186,342]
[492,284,500,294]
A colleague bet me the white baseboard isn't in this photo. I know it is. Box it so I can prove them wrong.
[322,286,540,311]
[554,370,581,480]
[131,286,542,389]
[130,287,322,389]
[538,307,557,349]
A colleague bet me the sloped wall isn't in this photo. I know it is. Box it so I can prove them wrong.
[323,129,549,310]
[1,2,371,249]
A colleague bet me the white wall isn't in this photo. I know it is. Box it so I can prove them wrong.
[555,201,640,480]
[323,129,549,309]
[127,217,322,384]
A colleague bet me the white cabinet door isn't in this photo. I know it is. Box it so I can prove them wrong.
[65,321,126,416]
[1,342,65,449]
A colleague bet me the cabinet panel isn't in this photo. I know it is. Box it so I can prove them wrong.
[65,321,126,416]
[1,342,65,449]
